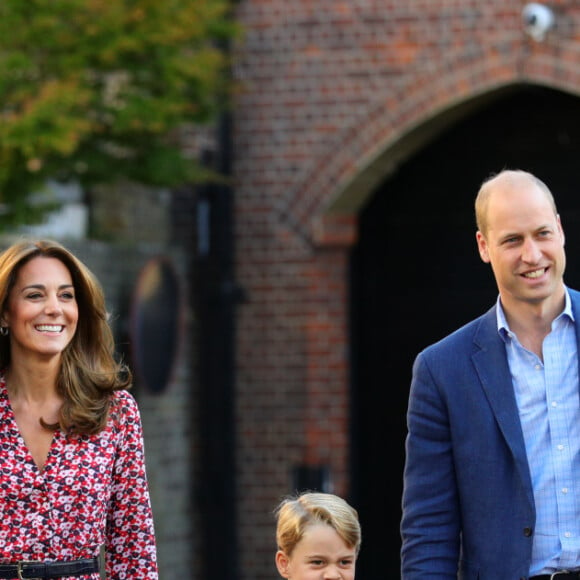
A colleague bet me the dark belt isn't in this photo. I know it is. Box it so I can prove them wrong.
[531,572,580,580]
[0,557,99,579]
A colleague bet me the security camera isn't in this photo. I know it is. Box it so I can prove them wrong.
[522,3,555,41]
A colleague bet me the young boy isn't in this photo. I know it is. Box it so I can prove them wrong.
[274,492,362,580]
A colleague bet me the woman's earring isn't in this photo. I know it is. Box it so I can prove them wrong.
[0,326,8,337]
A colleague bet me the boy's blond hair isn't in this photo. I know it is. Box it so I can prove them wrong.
[275,491,362,556]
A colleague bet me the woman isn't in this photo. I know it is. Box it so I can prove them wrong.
[0,239,157,579]
[274,492,361,580]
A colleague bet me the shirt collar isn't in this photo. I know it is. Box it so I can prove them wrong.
[496,287,574,340]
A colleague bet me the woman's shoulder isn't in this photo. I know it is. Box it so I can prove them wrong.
[110,388,137,404]
[109,389,141,423]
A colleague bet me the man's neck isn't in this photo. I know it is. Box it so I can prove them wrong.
[501,288,567,359]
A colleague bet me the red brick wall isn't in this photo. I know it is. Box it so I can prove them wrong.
[232,1,578,577]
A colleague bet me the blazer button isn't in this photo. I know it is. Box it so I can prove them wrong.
[523,527,533,537]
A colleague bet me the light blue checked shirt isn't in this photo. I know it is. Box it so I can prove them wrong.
[497,289,580,575]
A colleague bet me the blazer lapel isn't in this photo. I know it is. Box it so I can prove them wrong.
[471,307,534,506]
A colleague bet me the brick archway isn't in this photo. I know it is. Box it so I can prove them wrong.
[283,66,580,247]
[231,3,580,577]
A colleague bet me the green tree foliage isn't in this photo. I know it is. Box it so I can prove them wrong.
[0,0,237,227]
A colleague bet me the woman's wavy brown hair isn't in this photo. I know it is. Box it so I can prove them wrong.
[0,239,131,434]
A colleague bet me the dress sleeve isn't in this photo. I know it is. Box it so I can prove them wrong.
[105,391,158,579]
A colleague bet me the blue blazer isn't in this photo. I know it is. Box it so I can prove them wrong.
[401,289,580,580]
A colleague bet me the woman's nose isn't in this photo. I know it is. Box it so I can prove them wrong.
[44,295,62,314]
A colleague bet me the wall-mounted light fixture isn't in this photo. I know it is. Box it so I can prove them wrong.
[522,3,555,42]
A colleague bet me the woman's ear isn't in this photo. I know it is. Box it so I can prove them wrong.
[275,550,290,578]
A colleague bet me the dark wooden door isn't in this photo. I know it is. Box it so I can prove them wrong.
[349,85,580,578]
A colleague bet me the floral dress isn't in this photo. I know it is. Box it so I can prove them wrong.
[0,377,158,579]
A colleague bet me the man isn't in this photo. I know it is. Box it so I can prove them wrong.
[401,169,580,579]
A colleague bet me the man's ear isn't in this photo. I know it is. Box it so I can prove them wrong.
[476,230,491,264]
[275,550,290,578]
[557,214,566,246]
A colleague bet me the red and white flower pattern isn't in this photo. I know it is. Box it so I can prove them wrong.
[0,376,158,579]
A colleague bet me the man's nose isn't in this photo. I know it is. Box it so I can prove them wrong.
[521,238,542,263]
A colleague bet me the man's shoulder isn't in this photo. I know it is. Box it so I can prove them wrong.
[568,286,580,302]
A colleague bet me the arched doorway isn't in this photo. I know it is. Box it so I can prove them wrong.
[349,85,580,577]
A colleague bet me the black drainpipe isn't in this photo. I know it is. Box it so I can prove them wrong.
[194,80,242,580]
[194,6,243,577]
